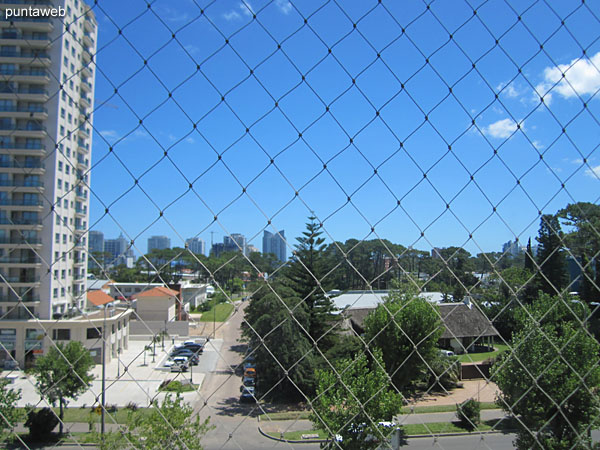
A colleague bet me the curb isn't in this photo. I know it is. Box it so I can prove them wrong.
[257,425,518,444]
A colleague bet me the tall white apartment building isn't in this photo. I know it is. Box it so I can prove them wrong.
[0,0,97,320]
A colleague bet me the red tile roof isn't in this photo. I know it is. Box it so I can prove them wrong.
[87,290,115,306]
[134,286,179,299]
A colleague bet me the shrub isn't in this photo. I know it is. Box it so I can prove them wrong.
[125,401,138,411]
[106,404,118,413]
[456,399,480,430]
[25,408,59,440]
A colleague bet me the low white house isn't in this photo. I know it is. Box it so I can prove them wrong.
[133,286,179,322]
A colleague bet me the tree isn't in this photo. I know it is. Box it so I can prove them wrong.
[33,341,95,435]
[558,202,600,303]
[535,214,568,295]
[363,282,443,391]
[243,285,316,400]
[282,216,338,351]
[311,349,402,450]
[492,293,600,449]
[124,393,212,450]
[0,379,23,442]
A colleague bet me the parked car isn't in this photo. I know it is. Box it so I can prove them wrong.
[170,349,199,365]
[244,367,256,378]
[170,357,189,372]
[182,343,203,354]
[440,350,455,357]
[239,386,256,403]
[242,376,255,387]
[3,360,18,370]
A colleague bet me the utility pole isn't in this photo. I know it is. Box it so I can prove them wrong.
[101,305,106,436]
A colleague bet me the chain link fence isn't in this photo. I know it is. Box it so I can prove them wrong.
[0,0,599,448]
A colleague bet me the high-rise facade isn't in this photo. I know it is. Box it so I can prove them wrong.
[147,235,170,252]
[185,237,204,255]
[262,230,286,263]
[104,233,133,267]
[0,1,97,320]
[88,230,103,253]
[224,233,246,254]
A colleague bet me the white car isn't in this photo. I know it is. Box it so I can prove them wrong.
[164,356,189,368]
[440,350,455,357]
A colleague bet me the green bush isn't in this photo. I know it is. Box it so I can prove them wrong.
[25,407,59,440]
[456,399,480,430]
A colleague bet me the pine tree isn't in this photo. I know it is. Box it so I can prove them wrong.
[535,214,568,295]
[282,216,338,351]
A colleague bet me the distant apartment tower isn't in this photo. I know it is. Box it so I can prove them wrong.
[88,230,104,254]
[224,233,246,254]
[104,233,134,268]
[431,247,442,259]
[0,1,98,320]
[147,235,170,252]
[185,237,205,255]
[502,240,522,257]
[263,230,286,262]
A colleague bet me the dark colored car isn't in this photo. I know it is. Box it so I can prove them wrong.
[242,376,255,387]
[170,349,199,365]
[239,386,256,403]
[182,343,203,354]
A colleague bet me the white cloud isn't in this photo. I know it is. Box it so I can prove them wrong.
[223,10,241,21]
[160,6,190,23]
[275,0,292,14]
[532,140,544,150]
[101,129,118,139]
[133,129,149,139]
[184,44,199,55]
[483,118,524,139]
[585,164,600,178]
[497,81,520,98]
[240,0,254,16]
[185,137,195,144]
[537,51,600,101]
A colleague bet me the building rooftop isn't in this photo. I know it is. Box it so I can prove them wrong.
[87,291,115,307]
[133,286,179,298]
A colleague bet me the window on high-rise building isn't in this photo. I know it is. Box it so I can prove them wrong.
[61,269,65,279]
[60,108,65,118]
[53,288,58,298]
[55,233,60,243]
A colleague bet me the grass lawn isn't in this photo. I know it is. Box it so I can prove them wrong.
[17,407,152,424]
[400,402,498,414]
[198,302,234,322]
[271,418,515,440]
[159,381,198,392]
[457,344,510,363]
[259,411,312,421]
[266,429,329,440]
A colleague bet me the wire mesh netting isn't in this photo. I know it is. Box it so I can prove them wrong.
[0,0,599,449]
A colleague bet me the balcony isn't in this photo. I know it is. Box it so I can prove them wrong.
[76,156,88,169]
[0,105,47,120]
[78,127,90,139]
[75,188,87,200]
[0,68,49,83]
[74,206,86,216]
[0,31,50,47]
[81,64,92,78]
[0,294,39,302]
[0,49,51,65]
[0,86,48,101]
[80,79,92,92]
[82,31,94,47]
[3,275,40,284]
[0,217,42,226]
[0,198,43,207]
[0,16,54,32]
[0,142,45,156]
[0,256,41,266]
[77,139,89,153]
[79,94,91,108]
[0,179,43,188]
[0,237,42,245]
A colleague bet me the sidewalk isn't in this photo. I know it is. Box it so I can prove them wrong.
[396,409,506,425]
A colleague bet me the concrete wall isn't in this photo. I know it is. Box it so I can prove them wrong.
[129,320,189,337]
[136,296,176,322]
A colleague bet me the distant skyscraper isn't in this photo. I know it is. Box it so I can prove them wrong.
[502,240,522,257]
[88,230,104,254]
[210,242,225,258]
[104,233,134,267]
[186,237,205,255]
[224,233,246,254]
[263,230,286,263]
[148,235,171,252]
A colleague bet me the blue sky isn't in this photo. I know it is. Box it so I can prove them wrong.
[86,0,600,257]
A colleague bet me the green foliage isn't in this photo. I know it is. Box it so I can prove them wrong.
[243,287,316,400]
[363,283,443,390]
[535,214,568,295]
[456,399,480,431]
[425,354,460,391]
[310,349,402,450]
[0,379,23,442]
[281,216,339,351]
[125,393,212,450]
[25,407,59,440]
[492,293,600,449]
[32,341,95,435]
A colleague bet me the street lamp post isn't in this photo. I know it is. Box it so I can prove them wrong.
[101,305,106,436]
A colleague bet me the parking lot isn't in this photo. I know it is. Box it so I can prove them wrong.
[9,337,223,408]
